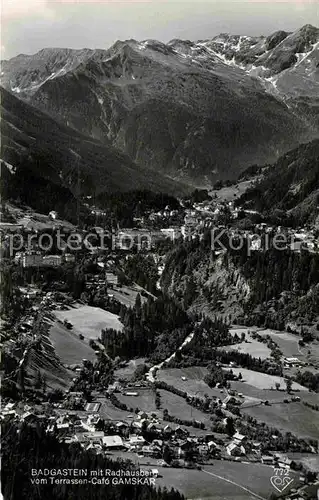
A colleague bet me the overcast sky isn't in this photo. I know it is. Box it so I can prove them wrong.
[2,0,319,59]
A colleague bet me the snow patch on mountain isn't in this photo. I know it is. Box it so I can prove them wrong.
[295,40,319,68]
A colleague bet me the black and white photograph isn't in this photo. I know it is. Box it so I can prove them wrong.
[1,1,319,499]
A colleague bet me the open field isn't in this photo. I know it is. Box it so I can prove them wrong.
[144,461,300,500]
[117,388,157,413]
[209,179,256,203]
[158,389,213,428]
[221,340,271,361]
[298,391,319,406]
[224,328,272,360]
[257,329,319,367]
[224,367,308,391]
[49,320,96,365]
[16,210,75,231]
[157,367,224,399]
[285,453,319,473]
[257,329,305,358]
[231,326,319,377]
[114,358,147,381]
[111,284,155,308]
[95,396,135,421]
[111,285,142,308]
[54,304,123,338]
[230,382,291,403]
[243,402,319,440]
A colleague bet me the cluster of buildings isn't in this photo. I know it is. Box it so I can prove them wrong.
[1,397,306,475]
[0,400,218,464]
[14,252,75,268]
[85,272,118,289]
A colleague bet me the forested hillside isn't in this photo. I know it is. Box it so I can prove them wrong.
[238,139,319,226]
[161,234,319,333]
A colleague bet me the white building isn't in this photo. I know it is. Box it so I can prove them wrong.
[160,227,182,241]
[102,435,125,449]
[105,272,118,286]
[43,255,63,267]
[21,253,43,268]
[49,211,58,220]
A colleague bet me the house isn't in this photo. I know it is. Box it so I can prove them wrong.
[137,411,148,420]
[20,253,43,268]
[21,412,37,423]
[116,422,129,430]
[0,222,23,232]
[1,410,17,420]
[179,440,194,451]
[222,395,237,408]
[69,391,83,398]
[57,423,70,432]
[233,432,245,443]
[64,437,78,444]
[163,425,172,435]
[64,253,76,263]
[150,469,159,478]
[43,255,63,267]
[174,426,189,438]
[87,414,101,426]
[102,435,125,450]
[285,357,302,367]
[262,456,275,465]
[141,445,159,457]
[198,445,209,455]
[57,415,69,425]
[226,443,245,456]
[86,442,103,453]
[49,211,58,220]
[105,272,118,286]
[208,441,222,452]
[18,285,40,299]
[85,431,105,444]
[153,439,163,448]
[129,435,146,449]
[252,442,261,450]
[147,422,158,432]
[132,421,143,431]
[75,433,90,445]
[3,403,15,411]
[278,459,293,469]
[160,227,182,241]
[107,382,122,393]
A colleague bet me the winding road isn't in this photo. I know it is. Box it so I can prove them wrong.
[146,331,195,383]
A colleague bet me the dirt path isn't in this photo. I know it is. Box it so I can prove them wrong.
[146,331,195,383]
[202,469,267,500]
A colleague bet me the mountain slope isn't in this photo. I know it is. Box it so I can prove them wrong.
[0,86,188,202]
[160,235,319,334]
[1,29,316,185]
[202,25,319,128]
[238,139,319,225]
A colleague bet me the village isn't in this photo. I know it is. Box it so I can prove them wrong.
[1,192,319,500]
[1,190,318,269]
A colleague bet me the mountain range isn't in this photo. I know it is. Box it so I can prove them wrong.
[0,86,189,217]
[1,24,318,189]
